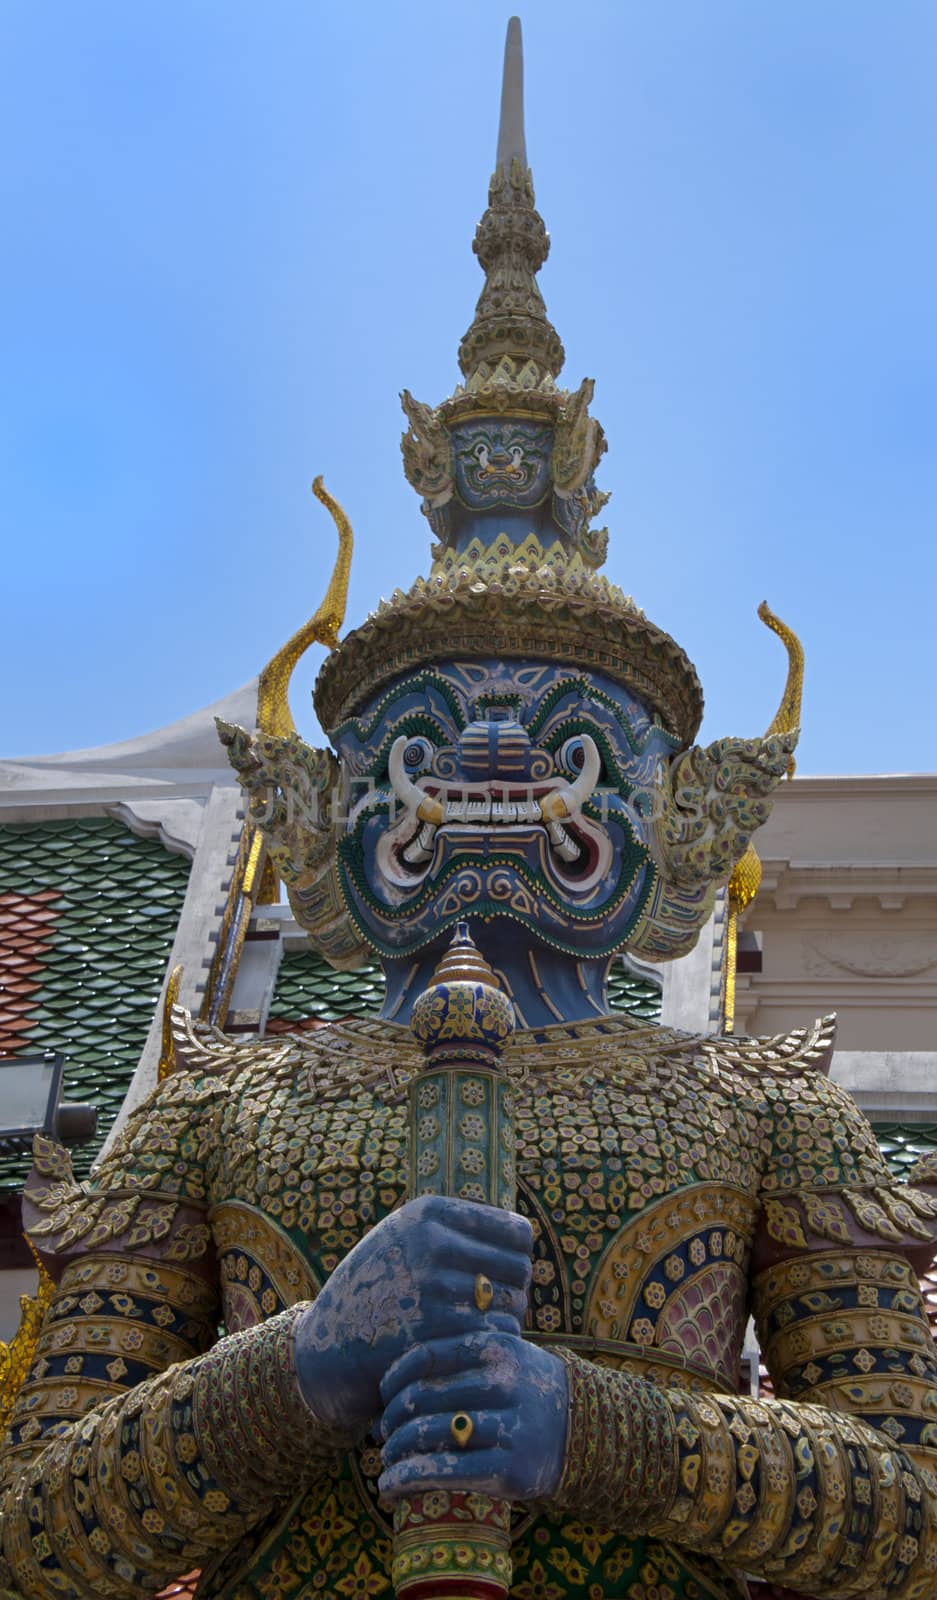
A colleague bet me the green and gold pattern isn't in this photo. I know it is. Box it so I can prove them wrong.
[5,1012,936,1598]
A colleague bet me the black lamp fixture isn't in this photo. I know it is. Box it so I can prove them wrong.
[0,1052,97,1154]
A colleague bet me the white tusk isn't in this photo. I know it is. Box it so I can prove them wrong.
[388,736,444,824]
[540,734,601,820]
[547,819,580,862]
[403,822,438,865]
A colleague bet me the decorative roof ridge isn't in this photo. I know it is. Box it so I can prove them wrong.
[3,680,258,776]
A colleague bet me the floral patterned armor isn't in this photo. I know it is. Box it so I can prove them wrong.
[3,21,937,1600]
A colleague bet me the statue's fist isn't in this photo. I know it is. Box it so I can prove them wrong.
[379,1329,568,1504]
[294,1195,533,1438]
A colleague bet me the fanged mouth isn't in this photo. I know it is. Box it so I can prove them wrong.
[384,735,606,885]
[476,464,526,481]
[402,791,589,871]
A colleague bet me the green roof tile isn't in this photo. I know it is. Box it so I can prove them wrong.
[606,963,662,1023]
[269,950,385,1024]
[872,1123,937,1183]
[0,817,190,1188]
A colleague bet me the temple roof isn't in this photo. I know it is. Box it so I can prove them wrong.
[0,680,258,804]
[0,816,191,1187]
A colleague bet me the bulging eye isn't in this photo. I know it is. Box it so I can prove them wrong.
[473,442,489,467]
[558,735,607,786]
[558,736,589,776]
[401,737,434,773]
[509,445,524,467]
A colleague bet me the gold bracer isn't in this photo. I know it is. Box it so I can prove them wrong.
[552,1334,937,1597]
[551,1351,678,1527]
[0,1253,218,1493]
[0,1305,352,1600]
[753,1249,937,1486]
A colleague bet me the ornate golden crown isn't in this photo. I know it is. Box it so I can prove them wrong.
[314,535,703,740]
[314,22,703,742]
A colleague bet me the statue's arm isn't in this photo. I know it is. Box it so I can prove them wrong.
[381,1311,937,1597]
[556,1309,936,1596]
[0,1059,533,1600]
[381,1082,937,1597]
[1,1304,351,1600]
[0,1071,354,1600]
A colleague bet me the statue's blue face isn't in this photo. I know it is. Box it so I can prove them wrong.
[331,660,680,960]
[451,419,553,510]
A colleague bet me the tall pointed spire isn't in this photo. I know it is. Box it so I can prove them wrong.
[496,16,527,175]
[320,19,706,749]
[399,17,610,568]
[457,17,564,386]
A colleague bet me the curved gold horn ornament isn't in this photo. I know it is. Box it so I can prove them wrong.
[256,477,354,739]
[757,599,804,778]
[157,963,184,1082]
[218,478,368,966]
[723,602,805,1031]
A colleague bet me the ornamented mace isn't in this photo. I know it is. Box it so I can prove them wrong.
[395,922,517,1600]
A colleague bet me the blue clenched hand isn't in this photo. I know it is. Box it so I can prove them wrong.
[294,1194,533,1436]
[378,1329,569,1504]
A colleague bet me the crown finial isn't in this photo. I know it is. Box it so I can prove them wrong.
[457,19,564,386]
[391,21,612,583]
[496,17,527,176]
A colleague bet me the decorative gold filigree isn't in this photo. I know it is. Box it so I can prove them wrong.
[654,733,795,893]
[457,151,564,391]
[758,600,804,780]
[552,378,606,495]
[400,390,454,506]
[722,603,804,1029]
[158,962,184,1082]
[216,721,370,969]
[0,1243,54,1438]
[197,825,267,1027]
[216,477,353,963]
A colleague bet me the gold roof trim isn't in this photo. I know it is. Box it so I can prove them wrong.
[158,962,184,1082]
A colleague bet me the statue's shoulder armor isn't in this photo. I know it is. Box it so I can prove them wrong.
[171,1008,416,1098]
[698,1012,839,1085]
[169,1013,417,1205]
[701,1014,937,1268]
[21,1010,253,1275]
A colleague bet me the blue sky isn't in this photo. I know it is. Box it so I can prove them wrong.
[2,2,935,773]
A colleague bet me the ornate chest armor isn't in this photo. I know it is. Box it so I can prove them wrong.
[12,1008,934,1600]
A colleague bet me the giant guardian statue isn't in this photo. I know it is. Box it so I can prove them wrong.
[3,21,936,1600]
